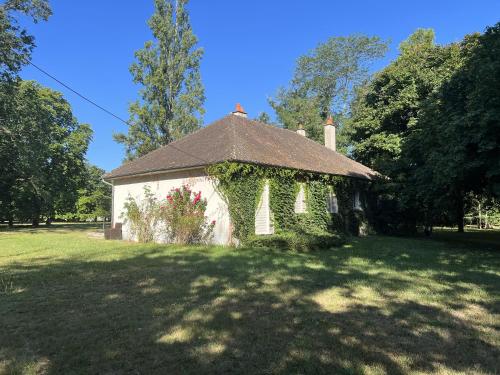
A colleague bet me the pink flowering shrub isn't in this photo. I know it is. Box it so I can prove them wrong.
[161,184,215,244]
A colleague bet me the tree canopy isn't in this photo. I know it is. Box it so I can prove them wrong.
[0,80,92,226]
[270,35,387,145]
[347,24,500,232]
[0,0,51,81]
[114,0,205,160]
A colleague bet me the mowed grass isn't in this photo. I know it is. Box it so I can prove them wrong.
[0,225,499,374]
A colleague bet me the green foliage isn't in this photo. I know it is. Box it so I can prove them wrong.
[122,186,162,243]
[114,0,205,160]
[254,111,272,124]
[122,185,215,244]
[347,28,466,232]
[0,0,51,81]
[304,181,330,232]
[160,184,215,244]
[208,162,360,244]
[269,173,299,231]
[347,24,500,233]
[72,164,111,221]
[270,93,325,143]
[208,162,264,242]
[0,80,92,226]
[270,34,388,146]
[246,231,345,252]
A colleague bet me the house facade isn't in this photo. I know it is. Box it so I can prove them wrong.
[104,104,377,245]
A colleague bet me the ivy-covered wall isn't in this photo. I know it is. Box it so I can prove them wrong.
[208,162,370,242]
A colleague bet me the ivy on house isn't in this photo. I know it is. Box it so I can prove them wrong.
[207,162,264,242]
[208,161,365,243]
[269,172,299,231]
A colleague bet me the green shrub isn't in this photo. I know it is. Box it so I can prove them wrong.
[245,231,346,252]
[160,185,215,244]
[121,185,215,244]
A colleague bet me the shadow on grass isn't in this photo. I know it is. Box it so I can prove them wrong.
[0,222,103,234]
[2,236,499,374]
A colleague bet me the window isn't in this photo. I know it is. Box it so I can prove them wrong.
[294,184,307,213]
[327,191,338,214]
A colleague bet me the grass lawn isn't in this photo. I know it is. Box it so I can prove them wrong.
[1,225,499,374]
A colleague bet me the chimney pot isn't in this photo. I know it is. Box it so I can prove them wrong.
[232,103,248,118]
[324,115,337,151]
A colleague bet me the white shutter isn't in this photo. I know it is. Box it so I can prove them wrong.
[255,182,273,235]
[354,190,362,210]
[294,184,307,213]
[327,191,338,214]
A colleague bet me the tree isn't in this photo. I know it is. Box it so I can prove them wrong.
[347,29,464,232]
[74,164,111,221]
[0,0,51,226]
[114,0,204,160]
[410,24,500,232]
[270,35,387,144]
[255,111,271,124]
[0,81,92,226]
[0,0,51,81]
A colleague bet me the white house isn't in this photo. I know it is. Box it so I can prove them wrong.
[103,104,377,244]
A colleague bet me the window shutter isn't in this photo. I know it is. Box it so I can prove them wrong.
[327,191,338,214]
[353,190,362,210]
[255,182,274,235]
[294,184,307,213]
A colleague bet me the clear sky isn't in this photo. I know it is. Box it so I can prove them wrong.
[19,0,500,172]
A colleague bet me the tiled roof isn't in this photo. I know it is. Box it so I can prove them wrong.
[104,114,377,180]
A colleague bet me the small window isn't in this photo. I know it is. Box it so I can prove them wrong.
[327,191,338,214]
[294,184,307,213]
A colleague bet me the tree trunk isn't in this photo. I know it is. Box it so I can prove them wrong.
[456,194,465,233]
[32,217,39,227]
[8,217,13,228]
[478,202,482,229]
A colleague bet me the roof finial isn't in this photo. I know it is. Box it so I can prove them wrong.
[232,103,247,118]
[325,116,335,126]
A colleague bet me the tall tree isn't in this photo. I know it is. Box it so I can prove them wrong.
[0,81,92,226]
[114,0,204,160]
[270,35,387,143]
[410,24,500,231]
[0,0,51,226]
[0,0,51,81]
[347,29,472,232]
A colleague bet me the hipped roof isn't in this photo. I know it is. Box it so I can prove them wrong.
[104,114,378,180]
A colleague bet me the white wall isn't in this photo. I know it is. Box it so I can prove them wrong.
[112,168,232,245]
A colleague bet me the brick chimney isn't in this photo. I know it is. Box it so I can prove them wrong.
[324,116,337,151]
[296,124,306,137]
[232,103,247,118]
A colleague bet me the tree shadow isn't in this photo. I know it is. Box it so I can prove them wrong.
[0,222,103,234]
[1,238,499,374]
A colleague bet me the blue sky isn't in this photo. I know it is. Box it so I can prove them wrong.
[19,0,500,172]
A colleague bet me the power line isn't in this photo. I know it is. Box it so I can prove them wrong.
[27,60,131,126]
[27,60,208,164]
